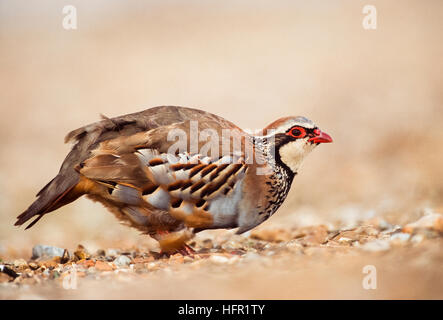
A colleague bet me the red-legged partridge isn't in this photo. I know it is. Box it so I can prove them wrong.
[15,106,332,253]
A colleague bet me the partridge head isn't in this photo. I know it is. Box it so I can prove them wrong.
[263,116,333,173]
[15,106,332,254]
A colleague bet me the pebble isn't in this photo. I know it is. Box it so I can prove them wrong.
[210,255,230,264]
[201,239,214,249]
[169,254,185,264]
[133,256,154,264]
[299,225,329,245]
[361,239,391,252]
[337,237,354,245]
[146,262,158,271]
[403,212,443,233]
[94,260,114,271]
[38,260,59,269]
[13,259,28,269]
[390,233,411,243]
[74,249,90,261]
[2,215,442,290]
[250,228,293,242]
[28,263,39,270]
[113,255,132,267]
[76,259,95,269]
[221,240,244,251]
[32,245,65,260]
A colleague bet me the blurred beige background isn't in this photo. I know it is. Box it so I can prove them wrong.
[0,0,442,298]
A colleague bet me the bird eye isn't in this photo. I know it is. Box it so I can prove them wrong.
[287,127,306,139]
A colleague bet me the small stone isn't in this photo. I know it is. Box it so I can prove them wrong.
[146,262,158,271]
[113,255,132,267]
[96,249,106,256]
[39,260,59,269]
[201,239,214,249]
[94,260,114,271]
[361,239,390,252]
[221,240,245,251]
[60,249,70,264]
[378,219,392,230]
[334,231,357,241]
[169,254,185,264]
[403,211,443,233]
[104,256,115,262]
[169,253,182,260]
[210,254,231,264]
[299,225,329,245]
[358,226,380,236]
[74,245,91,260]
[133,256,154,264]
[337,237,354,245]
[32,245,65,260]
[13,259,28,269]
[28,262,39,270]
[390,232,411,243]
[76,259,95,269]
[250,228,292,242]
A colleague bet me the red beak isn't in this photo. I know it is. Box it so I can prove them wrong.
[309,130,333,144]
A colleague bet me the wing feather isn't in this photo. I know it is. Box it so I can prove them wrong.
[78,143,247,228]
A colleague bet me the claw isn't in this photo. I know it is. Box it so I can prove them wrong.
[158,244,195,257]
[153,229,195,256]
[177,244,196,256]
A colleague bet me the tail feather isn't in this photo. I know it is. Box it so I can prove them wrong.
[15,172,80,229]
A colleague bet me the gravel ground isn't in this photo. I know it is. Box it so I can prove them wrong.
[1,212,442,299]
[1,1,442,300]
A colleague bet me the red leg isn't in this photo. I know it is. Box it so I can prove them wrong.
[153,229,195,256]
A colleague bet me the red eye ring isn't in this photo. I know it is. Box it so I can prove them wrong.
[286,126,306,139]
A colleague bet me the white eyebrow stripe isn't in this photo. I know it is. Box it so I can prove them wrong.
[257,119,316,138]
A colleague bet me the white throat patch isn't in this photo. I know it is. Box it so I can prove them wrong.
[278,139,316,173]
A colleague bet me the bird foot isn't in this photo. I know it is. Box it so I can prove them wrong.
[157,243,196,257]
[175,243,196,256]
[153,229,195,256]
